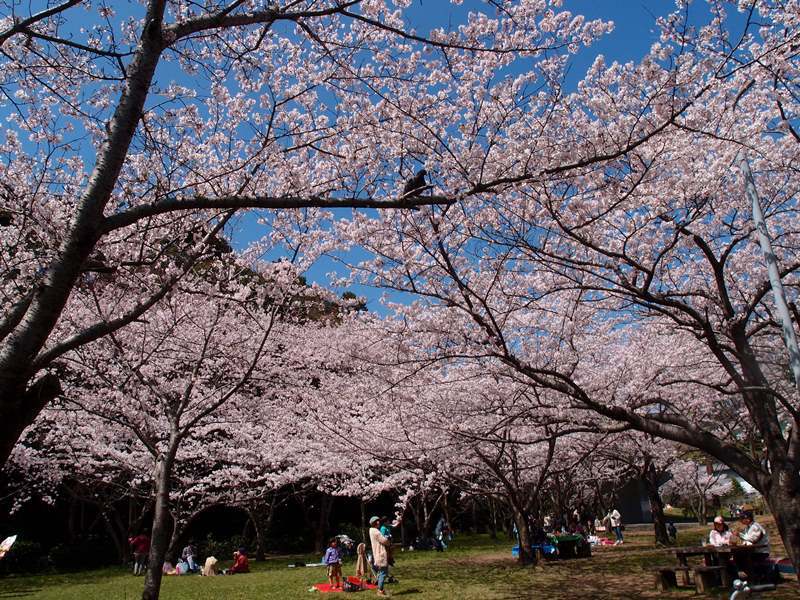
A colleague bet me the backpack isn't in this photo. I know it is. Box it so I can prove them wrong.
[342,580,359,592]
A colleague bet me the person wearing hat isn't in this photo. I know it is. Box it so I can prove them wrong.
[369,516,391,596]
[708,516,732,546]
[734,507,769,550]
[733,507,771,581]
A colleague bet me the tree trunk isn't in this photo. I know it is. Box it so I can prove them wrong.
[68,496,80,543]
[420,492,441,537]
[247,499,275,562]
[0,0,170,470]
[421,494,432,536]
[408,498,421,539]
[488,498,498,539]
[0,374,61,469]
[764,469,800,583]
[511,507,535,566]
[441,491,452,534]
[164,519,183,564]
[470,498,478,534]
[642,466,669,546]
[360,500,367,544]
[112,509,132,565]
[696,495,708,526]
[100,508,127,564]
[242,513,253,544]
[313,495,334,554]
[141,447,176,600]
[593,479,607,518]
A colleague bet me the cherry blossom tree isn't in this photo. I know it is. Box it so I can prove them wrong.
[0,0,621,468]
[308,321,621,564]
[663,457,733,525]
[336,1,800,575]
[4,402,156,562]
[592,433,684,545]
[43,255,344,599]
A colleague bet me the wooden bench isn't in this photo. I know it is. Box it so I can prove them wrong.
[694,565,726,593]
[652,565,691,591]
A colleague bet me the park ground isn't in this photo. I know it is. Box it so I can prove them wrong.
[1,521,799,599]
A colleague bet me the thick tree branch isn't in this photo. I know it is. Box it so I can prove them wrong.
[101,194,455,233]
[0,0,83,46]
[168,1,360,40]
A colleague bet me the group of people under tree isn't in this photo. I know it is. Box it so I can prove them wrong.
[1,3,800,600]
[128,529,249,578]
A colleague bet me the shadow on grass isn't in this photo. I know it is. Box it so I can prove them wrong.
[0,589,43,598]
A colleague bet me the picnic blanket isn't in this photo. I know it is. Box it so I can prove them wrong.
[598,538,615,546]
[312,576,376,593]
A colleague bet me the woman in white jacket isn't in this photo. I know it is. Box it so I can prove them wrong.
[708,516,732,546]
[369,516,391,596]
[608,509,624,545]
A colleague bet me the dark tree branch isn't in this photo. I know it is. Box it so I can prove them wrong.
[0,0,84,46]
[102,194,455,233]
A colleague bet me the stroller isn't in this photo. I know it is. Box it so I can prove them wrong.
[335,534,356,558]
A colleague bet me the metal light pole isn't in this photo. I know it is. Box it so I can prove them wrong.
[737,151,800,391]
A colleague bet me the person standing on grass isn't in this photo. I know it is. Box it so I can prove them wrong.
[128,528,150,575]
[667,521,677,544]
[324,537,343,589]
[369,516,391,596]
[608,508,624,545]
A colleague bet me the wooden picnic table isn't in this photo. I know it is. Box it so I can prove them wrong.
[674,544,763,580]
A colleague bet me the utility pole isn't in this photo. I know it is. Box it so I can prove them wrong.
[738,152,800,392]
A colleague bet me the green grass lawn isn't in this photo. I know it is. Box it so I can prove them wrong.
[1,527,798,599]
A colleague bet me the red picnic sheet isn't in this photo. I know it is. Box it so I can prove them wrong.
[313,576,376,593]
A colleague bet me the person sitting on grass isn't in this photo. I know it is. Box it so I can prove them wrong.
[708,516,731,546]
[324,537,343,589]
[174,559,191,575]
[226,548,250,574]
[201,556,219,576]
[181,540,198,573]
